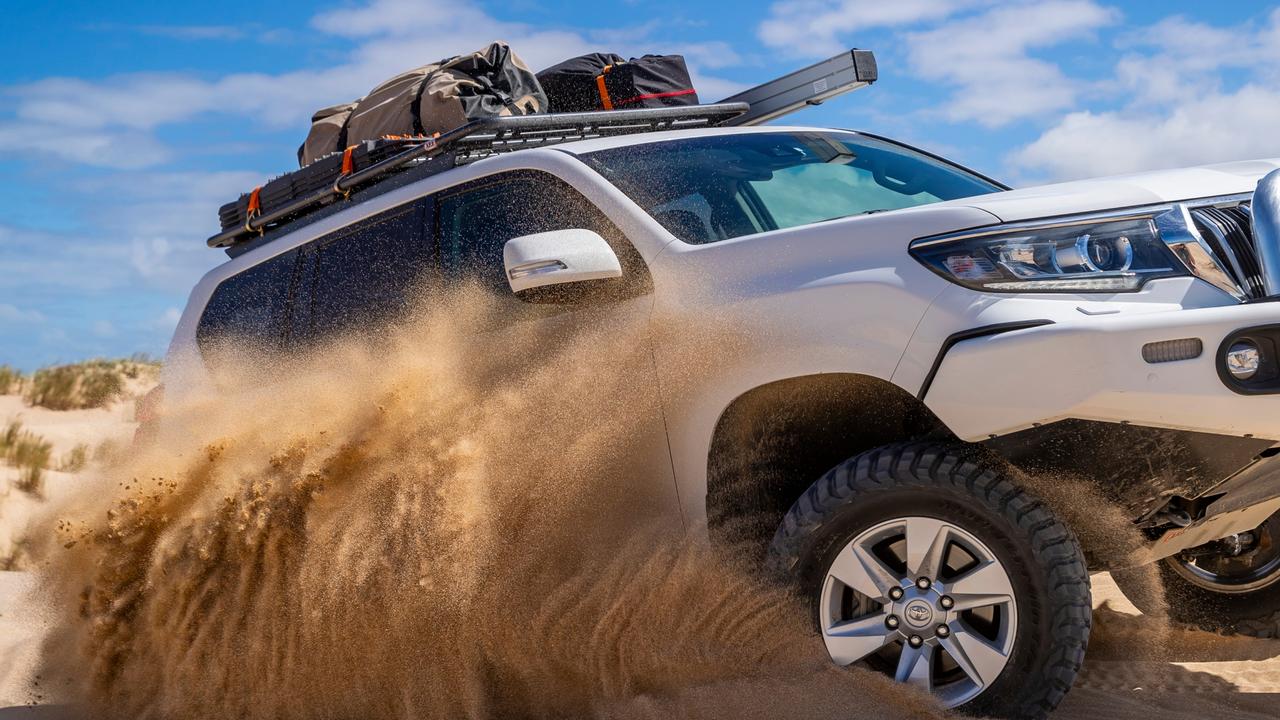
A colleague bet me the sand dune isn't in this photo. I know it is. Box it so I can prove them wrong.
[0,393,140,570]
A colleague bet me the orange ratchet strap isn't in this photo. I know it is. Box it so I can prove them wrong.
[244,186,263,234]
[596,65,615,110]
[334,144,359,197]
[341,145,356,176]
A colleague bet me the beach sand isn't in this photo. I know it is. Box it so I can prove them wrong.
[0,386,1277,718]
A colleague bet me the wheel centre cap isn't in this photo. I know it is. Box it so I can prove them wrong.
[903,599,934,628]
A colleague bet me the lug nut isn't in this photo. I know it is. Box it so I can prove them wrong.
[885,615,900,630]
[936,623,951,638]
[908,635,924,648]
[916,577,931,590]
[889,587,905,601]
[939,595,954,609]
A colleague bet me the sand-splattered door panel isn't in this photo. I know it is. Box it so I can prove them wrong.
[428,169,679,518]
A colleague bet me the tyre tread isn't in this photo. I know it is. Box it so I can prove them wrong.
[767,442,1091,720]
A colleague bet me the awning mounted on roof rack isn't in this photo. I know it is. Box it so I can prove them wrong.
[716,49,877,127]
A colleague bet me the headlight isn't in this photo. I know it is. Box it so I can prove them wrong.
[911,216,1185,292]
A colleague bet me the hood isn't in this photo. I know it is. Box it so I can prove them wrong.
[957,159,1280,223]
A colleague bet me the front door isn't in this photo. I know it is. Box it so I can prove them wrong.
[432,170,680,522]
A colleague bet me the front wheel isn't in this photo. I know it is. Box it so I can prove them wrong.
[1113,511,1280,638]
[768,443,1091,719]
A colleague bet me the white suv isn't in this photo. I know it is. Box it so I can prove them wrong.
[167,123,1280,718]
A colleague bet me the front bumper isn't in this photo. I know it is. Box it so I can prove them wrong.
[923,299,1280,442]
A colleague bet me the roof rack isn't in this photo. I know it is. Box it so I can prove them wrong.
[207,47,877,252]
[207,103,747,249]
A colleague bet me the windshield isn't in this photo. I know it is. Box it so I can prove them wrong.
[582,131,1003,244]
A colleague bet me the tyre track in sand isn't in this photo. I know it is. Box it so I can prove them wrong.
[1057,573,1280,719]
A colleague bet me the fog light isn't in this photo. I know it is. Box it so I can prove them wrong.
[1226,341,1261,380]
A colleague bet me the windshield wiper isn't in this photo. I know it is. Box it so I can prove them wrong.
[814,208,893,224]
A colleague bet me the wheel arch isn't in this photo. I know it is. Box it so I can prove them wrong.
[704,372,955,554]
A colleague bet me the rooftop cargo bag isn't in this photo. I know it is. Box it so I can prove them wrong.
[297,102,358,168]
[537,53,698,113]
[339,41,544,157]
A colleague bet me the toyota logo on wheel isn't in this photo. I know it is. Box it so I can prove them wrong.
[905,600,934,627]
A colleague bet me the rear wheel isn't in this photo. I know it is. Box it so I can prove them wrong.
[1113,511,1280,637]
[768,443,1091,719]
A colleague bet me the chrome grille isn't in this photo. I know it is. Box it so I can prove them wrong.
[1189,202,1267,299]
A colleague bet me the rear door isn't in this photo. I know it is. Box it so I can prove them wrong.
[293,199,436,344]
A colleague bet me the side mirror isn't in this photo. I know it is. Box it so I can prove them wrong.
[503,229,623,293]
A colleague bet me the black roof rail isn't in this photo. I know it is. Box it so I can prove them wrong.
[206,103,748,250]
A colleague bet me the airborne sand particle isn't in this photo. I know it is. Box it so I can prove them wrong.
[29,288,946,720]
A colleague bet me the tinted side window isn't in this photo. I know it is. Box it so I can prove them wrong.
[197,249,298,355]
[305,202,432,338]
[436,171,644,291]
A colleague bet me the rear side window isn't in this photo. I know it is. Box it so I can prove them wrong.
[302,201,432,339]
[196,249,299,355]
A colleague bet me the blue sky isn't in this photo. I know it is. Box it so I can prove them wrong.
[3,0,1280,369]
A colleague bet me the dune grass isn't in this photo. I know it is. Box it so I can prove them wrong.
[0,365,22,395]
[58,442,89,473]
[25,357,160,411]
[0,420,53,498]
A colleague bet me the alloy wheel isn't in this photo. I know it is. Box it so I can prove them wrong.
[819,516,1018,707]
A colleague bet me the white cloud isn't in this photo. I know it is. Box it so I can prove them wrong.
[0,1,745,170]
[0,304,45,324]
[1014,10,1280,180]
[125,24,297,43]
[151,307,183,331]
[92,320,117,338]
[0,121,170,168]
[84,23,251,41]
[1106,13,1280,105]
[0,171,256,300]
[758,0,980,57]
[1012,85,1280,180]
[903,0,1119,127]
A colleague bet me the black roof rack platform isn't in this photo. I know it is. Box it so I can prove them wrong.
[207,47,877,252]
[208,103,748,250]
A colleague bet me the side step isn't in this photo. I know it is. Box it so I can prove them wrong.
[717,49,877,127]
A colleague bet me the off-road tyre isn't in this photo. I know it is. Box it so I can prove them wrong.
[1113,549,1280,639]
[767,442,1091,720]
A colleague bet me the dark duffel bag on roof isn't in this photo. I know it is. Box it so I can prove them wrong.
[537,53,698,113]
